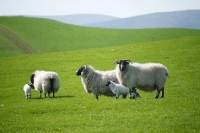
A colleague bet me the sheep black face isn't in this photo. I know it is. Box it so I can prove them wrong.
[106,80,111,86]
[29,73,35,88]
[76,66,86,76]
[106,80,116,86]
[28,83,34,89]
[114,60,132,71]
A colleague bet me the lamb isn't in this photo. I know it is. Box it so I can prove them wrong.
[23,83,34,99]
[29,70,60,98]
[106,80,131,99]
[114,60,169,99]
[76,65,119,101]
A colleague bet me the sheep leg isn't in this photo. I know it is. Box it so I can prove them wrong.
[122,94,127,99]
[95,95,99,101]
[40,91,42,98]
[48,92,50,98]
[161,87,164,98]
[136,92,141,98]
[116,94,119,99]
[155,90,160,99]
[53,91,55,98]
[130,88,137,99]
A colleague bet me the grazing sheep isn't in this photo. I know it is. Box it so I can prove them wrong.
[29,70,60,98]
[23,83,34,99]
[76,65,119,101]
[114,60,169,99]
[106,80,131,99]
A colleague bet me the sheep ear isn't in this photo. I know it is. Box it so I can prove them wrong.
[81,66,86,70]
[125,60,132,64]
[113,60,120,64]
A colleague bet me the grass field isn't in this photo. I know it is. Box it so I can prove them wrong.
[1,16,200,57]
[0,32,200,132]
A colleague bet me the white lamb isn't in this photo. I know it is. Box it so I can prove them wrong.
[23,83,34,99]
[76,65,119,101]
[29,70,60,98]
[114,60,169,99]
[106,80,130,99]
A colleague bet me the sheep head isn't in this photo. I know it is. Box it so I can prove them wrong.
[29,73,35,85]
[106,80,116,86]
[113,60,132,71]
[28,83,34,89]
[76,66,86,76]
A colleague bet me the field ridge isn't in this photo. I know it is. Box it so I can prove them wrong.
[0,26,34,54]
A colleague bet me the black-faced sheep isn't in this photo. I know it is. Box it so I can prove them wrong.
[29,70,60,98]
[76,65,118,101]
[114,60,169,99]
[106,80,131,99]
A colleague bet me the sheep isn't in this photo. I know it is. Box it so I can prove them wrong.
[76,65,120,101]
[106,80,131,99]
[23,83,34,99]
[114,60,169,99]
[29,70,60,98]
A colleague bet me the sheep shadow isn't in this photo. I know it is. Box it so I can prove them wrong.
[30,95,75,99]
[57,95,75,98]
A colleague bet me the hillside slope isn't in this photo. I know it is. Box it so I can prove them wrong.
[1,16,200,57]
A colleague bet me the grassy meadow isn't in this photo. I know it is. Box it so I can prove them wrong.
[1,16,200,56]
[0,16,200,132]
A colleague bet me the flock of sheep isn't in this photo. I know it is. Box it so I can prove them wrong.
[23,59,169,101]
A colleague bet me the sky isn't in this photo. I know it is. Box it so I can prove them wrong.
[1,0,200,18]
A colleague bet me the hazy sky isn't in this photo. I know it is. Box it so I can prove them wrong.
[1,0,200,18]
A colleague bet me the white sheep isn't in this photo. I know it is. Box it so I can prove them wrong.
[114,60,169,99]
[106,80,130,99]
[76,65,119,101]
[23,83,34,99]
[29,70,60,98]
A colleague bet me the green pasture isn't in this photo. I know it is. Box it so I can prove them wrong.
[1,16,200,57]
[0,34,200,132]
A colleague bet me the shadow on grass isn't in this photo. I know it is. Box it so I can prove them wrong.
[57,95,75,98]
[30,95,75,99]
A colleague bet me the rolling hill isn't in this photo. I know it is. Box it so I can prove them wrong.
[83,10,200,29]
[32,10,200,29]
[1,16,200,57]
[30,14,118,25]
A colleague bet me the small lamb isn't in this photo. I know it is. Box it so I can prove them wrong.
[106,80,131,99]
[23,83,34,99]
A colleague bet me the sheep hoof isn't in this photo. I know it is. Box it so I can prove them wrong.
[136,93,141,98]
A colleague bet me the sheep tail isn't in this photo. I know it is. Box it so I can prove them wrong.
[166,70,169,78]
[50,76,54,91]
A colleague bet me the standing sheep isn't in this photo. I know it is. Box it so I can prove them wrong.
[23,83,34,99]
[114,60,169,99]
[29,70,60,98]
[76,65,119,101]
[106,80,131,99]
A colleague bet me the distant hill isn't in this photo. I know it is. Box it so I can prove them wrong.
[29,14,118,25]
[82,10,200,29]
[31,10,200,29]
